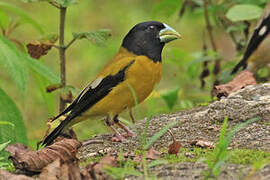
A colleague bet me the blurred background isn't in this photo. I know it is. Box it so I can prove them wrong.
[0,0,268,148]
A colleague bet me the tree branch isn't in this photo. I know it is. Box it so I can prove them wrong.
[49,1,60,9]
[203,0,220,86]
[59,7,67,112]
[65,37,77,50]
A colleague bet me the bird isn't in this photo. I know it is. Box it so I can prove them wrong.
[42,21,181,146]
[231,10,270,74]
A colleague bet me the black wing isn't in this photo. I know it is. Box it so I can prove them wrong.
[231,12,270,74]
[42,60,135,146]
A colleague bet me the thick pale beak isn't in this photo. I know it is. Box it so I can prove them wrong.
[159,23,181,43]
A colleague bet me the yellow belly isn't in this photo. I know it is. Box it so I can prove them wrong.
[247,37,270,72]
[83,56,162,117]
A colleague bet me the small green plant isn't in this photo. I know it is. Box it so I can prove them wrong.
[0,140,10,169]
[104,159,142,179]
[204,117,260,179]
[161,87,179,110]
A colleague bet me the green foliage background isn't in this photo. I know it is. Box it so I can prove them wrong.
[0,0,268,147]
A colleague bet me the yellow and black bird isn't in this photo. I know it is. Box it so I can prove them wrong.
[42,21,181,146]
[231,11,270,74]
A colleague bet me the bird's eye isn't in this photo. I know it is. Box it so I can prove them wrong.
[148,25,155,30]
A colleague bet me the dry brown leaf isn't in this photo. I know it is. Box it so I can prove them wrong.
[5,143,32,156]
[168,141,181,155]
[146,148,160,160]
[46,84,63,93]
[212,70,257,98]
[85,154,117,180]
[39,159,88,180]
[167,130,181,155]
[26,40,53,59]
[0,169,34,180]
[134,148,160,162]
[190,140,215,149]
[6,139,81,173]
[92,154,118,173]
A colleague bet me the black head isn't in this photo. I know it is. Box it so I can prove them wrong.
[122,21,181,62]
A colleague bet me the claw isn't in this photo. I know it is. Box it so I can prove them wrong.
[110,125,126,142]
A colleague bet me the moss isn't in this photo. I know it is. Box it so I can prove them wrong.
[164,148,270,165]
[79,154,104,167]
[164,148,210,163]
[227,149,270,165]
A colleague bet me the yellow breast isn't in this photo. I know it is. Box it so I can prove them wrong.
[84,48,162,117]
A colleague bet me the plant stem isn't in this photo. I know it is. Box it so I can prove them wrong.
[65,37,77,50]
[59,7,67,112]
[203,0,220,86]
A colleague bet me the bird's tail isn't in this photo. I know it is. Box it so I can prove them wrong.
[231,59,247,75]
[41,116,71,147]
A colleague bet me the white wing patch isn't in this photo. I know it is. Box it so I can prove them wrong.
[259,25,267,36]
[90,77,103,89]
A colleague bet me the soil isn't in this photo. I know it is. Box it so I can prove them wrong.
[79,84,270,179]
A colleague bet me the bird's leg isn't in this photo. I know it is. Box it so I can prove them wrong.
[105,115,125,142]
[129,109,135,123]
[114,115,136,138]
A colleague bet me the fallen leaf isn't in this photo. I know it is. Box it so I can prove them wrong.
[167,130,181,155]
[146,148,160,160]
[6,139,81,172]
[85,154,117,180]
[134,148,160,162]
[212,70,257,98]
[190,140,215,149]
[5,143,31,157]
[168,141,181,155]
[93,154,118,172]
[39,159,87,180]
[0,169,34,180]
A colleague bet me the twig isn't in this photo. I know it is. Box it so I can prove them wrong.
[59,7,67,112]
[52,44,60,49]
[167,129,175,142]
[82,140,104,146]
[49,1,60,9]
[65,37,77,50]
[203,0,220,86]
[204,0,217,51]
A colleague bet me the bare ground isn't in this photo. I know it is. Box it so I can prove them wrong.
[79,84,270,179]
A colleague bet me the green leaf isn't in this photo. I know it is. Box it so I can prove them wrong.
[0,10,9,29]
[0,141,10,152]
[236,0,268,6]
[205,117,260,178]
[73,29,112,46]
[152,0,182,18]
[0,2,44,34]
[0,36,29,97]
[143,121,176,150]
[226,4,263,22]
[0,87,28,145]
[21,0,47,2]
[27,57,60,84]
[33,72,56,116]
[0,121,14,128]
[147,159,167,168]
[161,87,179,110]
[55,0,76,7]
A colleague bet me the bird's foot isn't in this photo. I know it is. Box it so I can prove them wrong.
[111,133,126,142]
[116,122,136,138]
[110,125,126,142]
[123,130,136,138]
